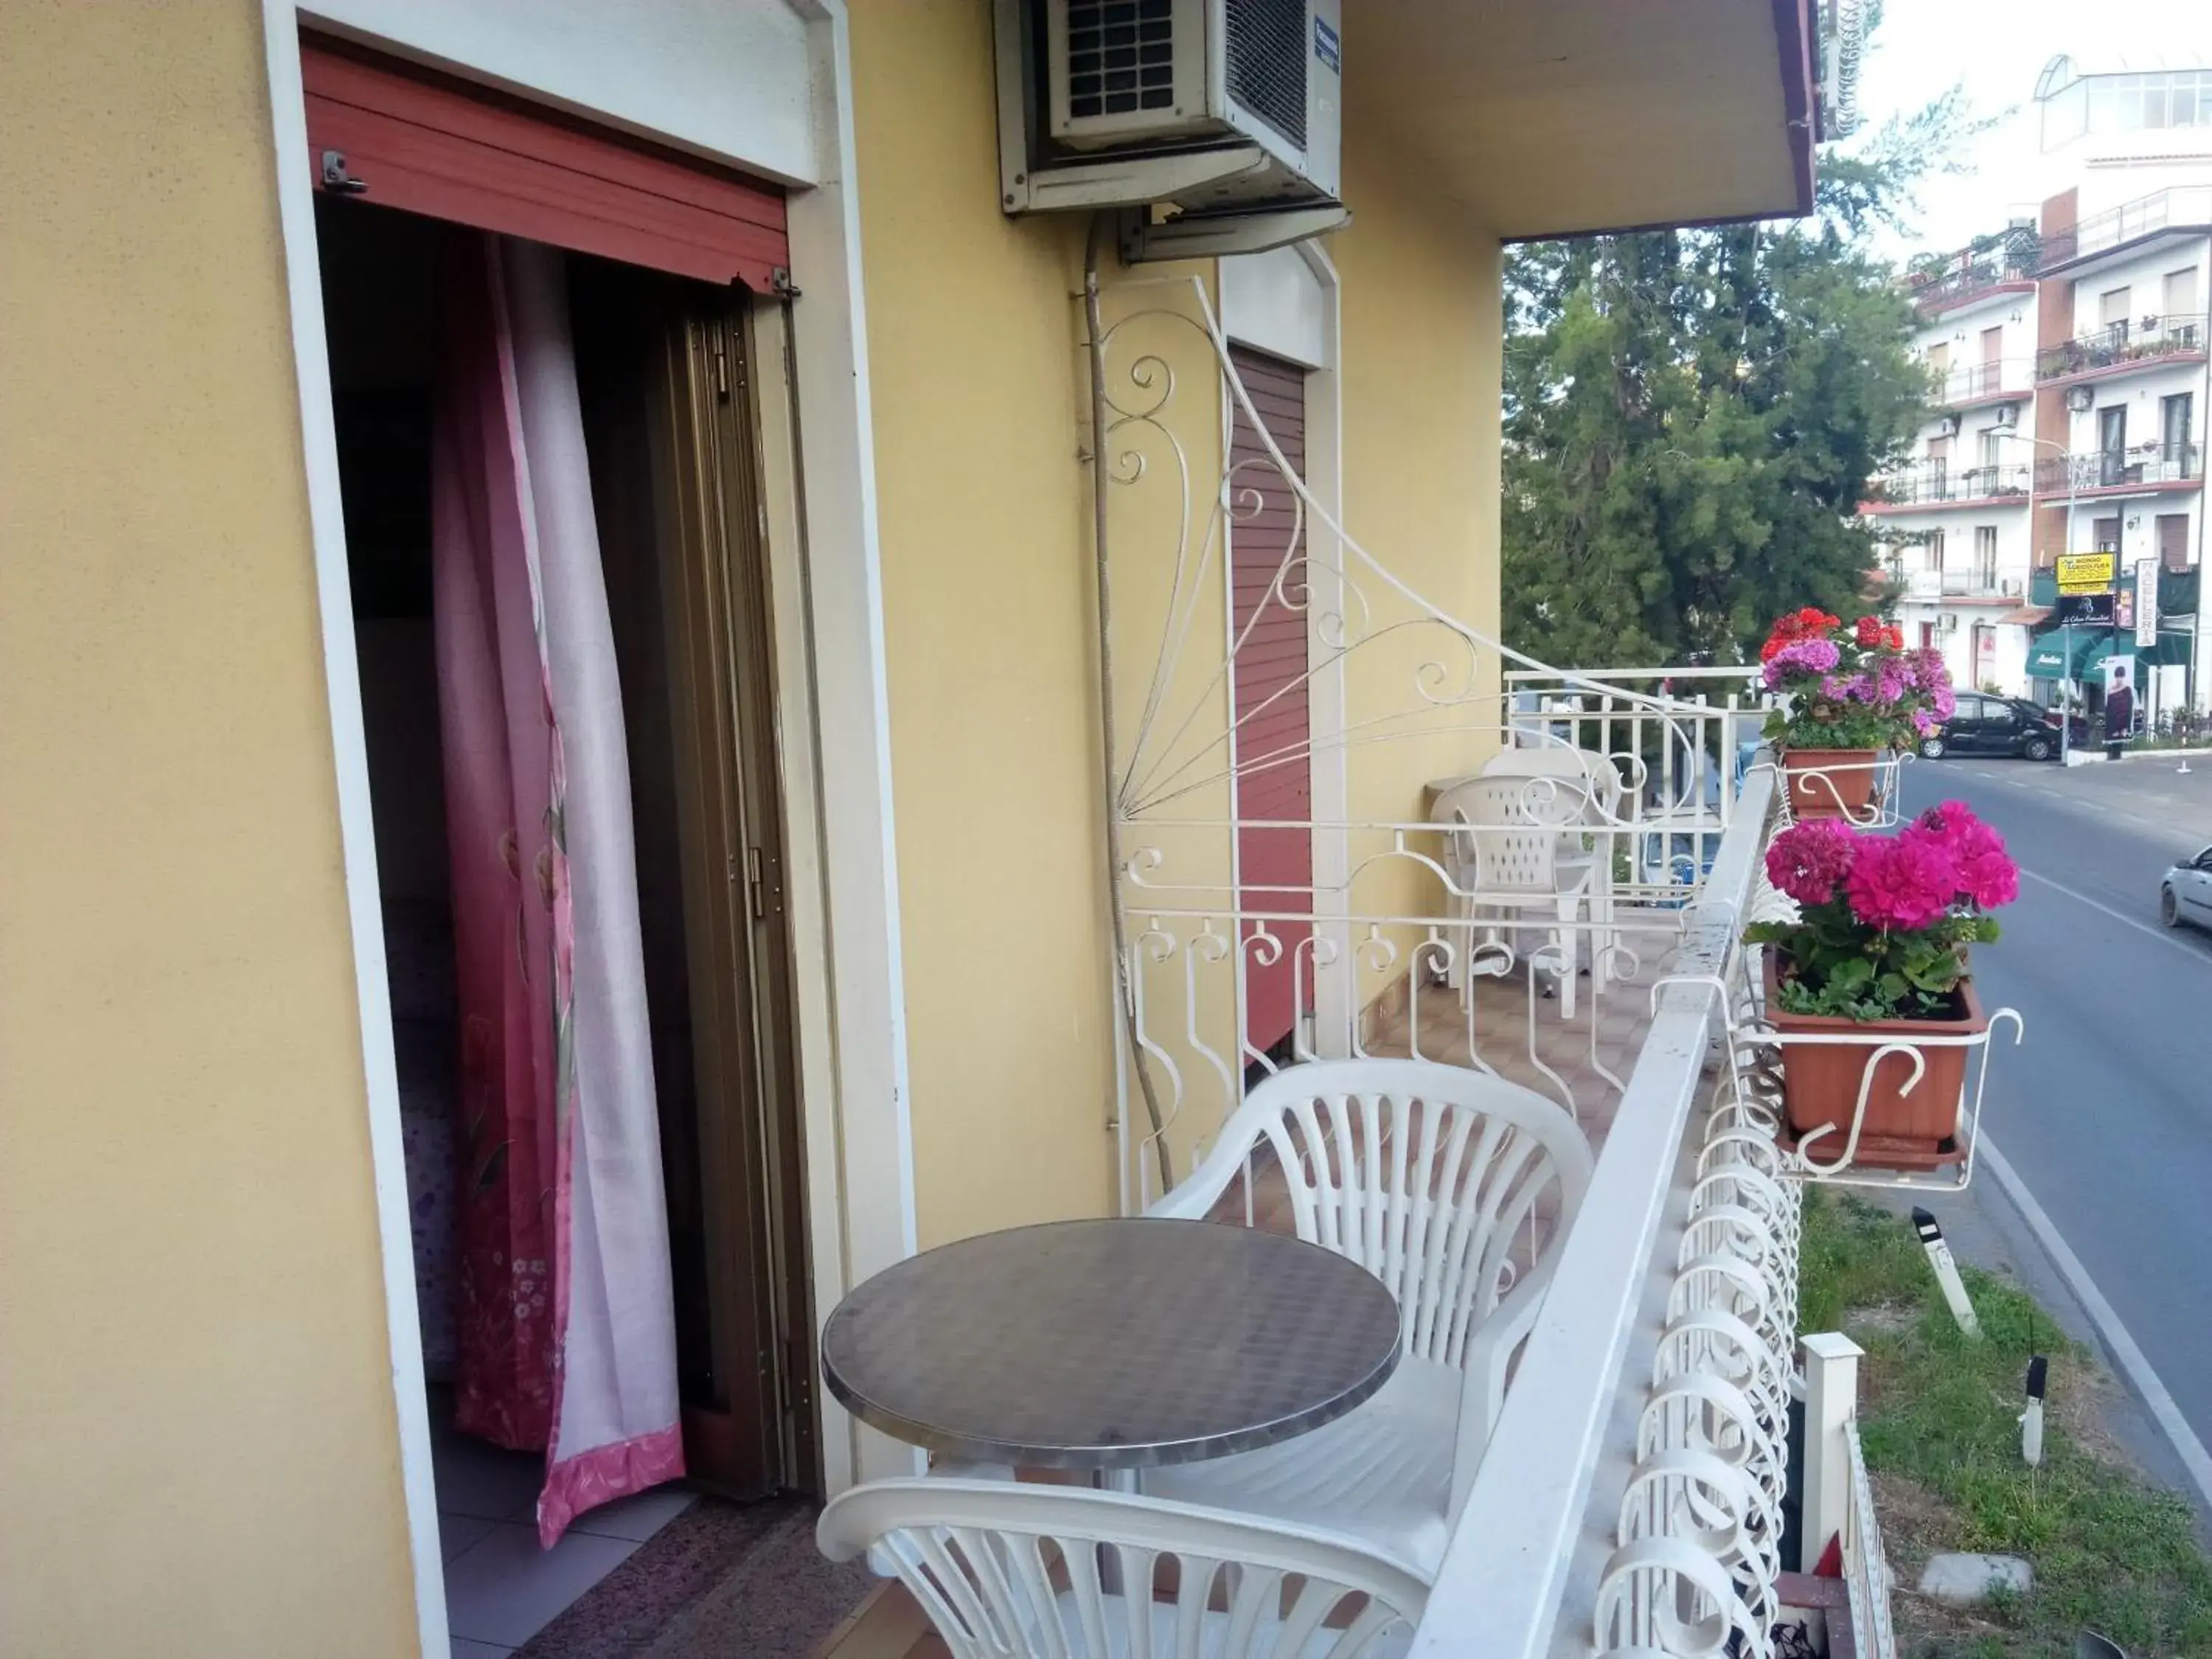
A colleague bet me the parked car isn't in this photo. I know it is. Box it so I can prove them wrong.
[1917,694,2073,762]
[2161,846,2212,932]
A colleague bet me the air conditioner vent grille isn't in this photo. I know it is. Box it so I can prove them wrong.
[1066,0,1178,121]
[1226,0,1307,148]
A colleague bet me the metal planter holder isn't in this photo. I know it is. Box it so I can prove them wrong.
[1752,1012,2023,1192]
[1752,751,1911,831]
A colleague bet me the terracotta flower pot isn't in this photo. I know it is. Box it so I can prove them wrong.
[1780,747,1879,821]
[1764,956,1987,1171]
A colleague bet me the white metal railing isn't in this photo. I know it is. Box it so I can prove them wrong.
[2048,185,2212,265]
[1593,818,1804,1656]
[1088,271,1770,1208]
[1843,1421,1899,1659]
[1408,765,1776,1658]
[1116,728,1745,1209]
[1903,568,2021,601]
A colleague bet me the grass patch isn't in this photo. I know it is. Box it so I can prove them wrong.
[1801,1190,2212,1657]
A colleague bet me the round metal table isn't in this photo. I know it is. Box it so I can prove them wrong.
[819,1217,1402,1472]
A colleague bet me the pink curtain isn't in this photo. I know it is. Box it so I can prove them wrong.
[433,232,684,1546]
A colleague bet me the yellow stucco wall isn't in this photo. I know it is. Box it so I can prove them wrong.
[0,4,419,1655]
[1335,103,1506,1003]
[846,3,1505,1228]
[848,1,1123,1245]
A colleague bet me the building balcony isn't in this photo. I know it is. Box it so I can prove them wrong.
[2036,313,2208,386]
[2039,186,2212,272]
[1863,460,2033,511]
[1905,231,2039,319]
[2033,443,2205,496]
[813,665,1910,1658]
[1934,360,2034,409]
[1901,568,2023,602]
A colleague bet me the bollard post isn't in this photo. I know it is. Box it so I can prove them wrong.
[1799,1332,1867,1574]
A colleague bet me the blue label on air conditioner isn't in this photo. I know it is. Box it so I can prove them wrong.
[1314,16,1341,74]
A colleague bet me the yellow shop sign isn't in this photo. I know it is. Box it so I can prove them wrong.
[2055,552,2117,594]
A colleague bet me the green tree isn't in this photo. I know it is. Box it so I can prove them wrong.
[1502,94,1975,668]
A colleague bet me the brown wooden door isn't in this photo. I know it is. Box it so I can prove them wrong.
[572,264,812,1498]
[1226,346,1313,1062]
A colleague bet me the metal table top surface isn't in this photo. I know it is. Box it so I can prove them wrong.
[819,1217,1402,1470]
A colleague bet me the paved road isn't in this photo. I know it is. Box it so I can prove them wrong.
[1896,751,2212,1448]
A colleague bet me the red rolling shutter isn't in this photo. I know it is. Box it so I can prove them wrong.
[300,39,787,291]
[1228,346,1315,1058]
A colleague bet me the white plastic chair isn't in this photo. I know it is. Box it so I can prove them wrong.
[1142,1060,1593,1581]
[1431,776,1593,1016]
[818,1478,1429,1659]
[1478,746,1627,992]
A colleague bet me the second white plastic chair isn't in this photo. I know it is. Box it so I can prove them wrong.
[1142,1059,1593,1580]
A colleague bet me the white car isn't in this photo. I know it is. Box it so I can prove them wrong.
[2160,846,2212,931]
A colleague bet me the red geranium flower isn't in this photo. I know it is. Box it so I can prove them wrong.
[1854,616,1884,646]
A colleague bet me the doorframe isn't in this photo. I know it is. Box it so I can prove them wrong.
[1217,243,1347,1059]
[257,6,916,1652]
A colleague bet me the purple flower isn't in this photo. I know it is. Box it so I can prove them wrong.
[1761,636,1842,689]
[1766,819,1860,907]
[1846,835,1959,930]
[1913,709,1941,737]
[1932,682,1957,719]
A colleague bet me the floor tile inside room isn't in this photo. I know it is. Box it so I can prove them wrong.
[432,1414,696,1658]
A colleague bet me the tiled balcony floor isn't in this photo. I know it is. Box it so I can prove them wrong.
[1360,928,1668,1156]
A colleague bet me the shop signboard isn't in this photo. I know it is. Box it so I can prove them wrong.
[2055,552,2118,595]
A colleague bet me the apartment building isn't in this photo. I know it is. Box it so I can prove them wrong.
[1874,56,2211,716]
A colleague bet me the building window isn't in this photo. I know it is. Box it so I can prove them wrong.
[1925,526,1946,571]
[1975,526,1998,591]
[2099,286,2133,334]
[2099,406,2128,486]
[2164,266,2199,319]
[2093,515,2121,555]
[1978,429,2003,472]
[1919,621,1937,650]
[1927,434,1950,497]
[2077,70,2212,136]
[2162,392,2194,466]
[2158,513,2193,571]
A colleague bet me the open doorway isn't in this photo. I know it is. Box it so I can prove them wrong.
[318,184,813,1649]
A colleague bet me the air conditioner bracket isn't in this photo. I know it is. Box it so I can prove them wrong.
[1119,202,1351,263]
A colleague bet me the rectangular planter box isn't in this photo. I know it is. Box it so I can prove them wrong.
[1765,956,1986,1172]
[1781,748,1879,821]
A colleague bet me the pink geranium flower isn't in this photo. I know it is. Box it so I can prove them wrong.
[1766,818,1860,906]
[1846,834,1959,930]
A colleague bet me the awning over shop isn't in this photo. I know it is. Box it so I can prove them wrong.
[2031,629,2194,683]
[2025,630,2099,679]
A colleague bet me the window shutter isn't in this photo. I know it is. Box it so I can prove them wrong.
[301,39,788,291]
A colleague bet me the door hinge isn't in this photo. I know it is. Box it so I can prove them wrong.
[746,846,766,920]
[710,333,730,399]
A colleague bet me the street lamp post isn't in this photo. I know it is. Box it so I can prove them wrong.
[1999,431,2082,764]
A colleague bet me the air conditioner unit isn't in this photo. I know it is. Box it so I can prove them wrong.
[2067,385,2096,413]
[1994,403,2020,429]
[1938,414,1962,437]
[994,0,1348,258]
[1940,613,1961,633]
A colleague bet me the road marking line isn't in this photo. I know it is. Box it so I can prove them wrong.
[1980,1137,2212,1516]
[2017,866,2212,962]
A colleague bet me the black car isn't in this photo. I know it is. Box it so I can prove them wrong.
[1917,693,2073,762]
